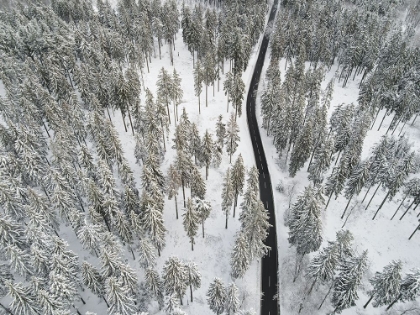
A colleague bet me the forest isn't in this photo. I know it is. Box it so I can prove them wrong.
[0,0,419,314]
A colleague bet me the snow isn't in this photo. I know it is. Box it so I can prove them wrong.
[256,51,420,314]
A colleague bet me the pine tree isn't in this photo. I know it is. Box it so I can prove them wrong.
[225,113,240,163]
[141,203,166,256]
[215,115,226,150]
[106,276,137,315]
[167,163,181,219]
[194,61,203,113]
[5,281,40,315]
[145,268,164,310]
[194,197,212,238]
[289,118,314,177]
[190,123,202,165]
[289,185,324,280]
[225,283,240,315]
[162,256,188,305]
[182,198,200,251]
[190,166,206,200]
[230,232,250,279]
[157,67,173,125]
[207,278,226,315]
[364,260,402,308]
[82,262,106,301]
[185,262,201,303]
[138,239,157,269]
[222,168,234,229]
[201,130,214,180]
[330,250,368,313]
[231,154,245,217]
[171,68,183,122]
[175,149,194,208]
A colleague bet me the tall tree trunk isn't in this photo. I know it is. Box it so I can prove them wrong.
[161,121,166,151]
[391,194,408,220]
[206,84,208,107]
[325,191,333,210]
[386,294,402,311]
[308,278,317,295]
[175,195,178,219]
[398,120,407,137]
[370,107,381,129]
[225,210,228,229]
[166,102,171,125]
[363,295,374,308]
[233,194,238,217]
[411,114,418,126]
[399,199,416,220]
[341,195,353,219]
[120,109,128,132]
[198,96,201,114]
[103,296,110,307]
[293,253,305,282]
[0,303,13,315]
[206,164,209,180]
[191,238,194,251]
[182,179,186,208]
[372,191,390,220]
[106,107,112,122]
[202,220,205,238]
[362,185,372,203]
[127,106,135,135]
[318,282,334,310]
[377,109,389,131]
[190,284,194,302]
[408,223,420,240]
[365,184,381,211]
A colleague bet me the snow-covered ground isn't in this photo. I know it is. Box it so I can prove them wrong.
[256,49,420,314]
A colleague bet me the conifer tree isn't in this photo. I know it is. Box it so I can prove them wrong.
[207,278,226,315]
[145,268,164,310]
[225,283,240,315]
[171,69,183,122]
[230,232,250,279]
[182,198,200,251]
[330,251,368,313]
[157,67,173,125]
[231,154,245,217]
[185,262,201,303]
[106,276,137,315]
[5,281,40,315]
[190,123,202,165]
[82,262,106,302]
[215,115,226,150]
[387,269,420,310]
[364,260,402,308]
[225,113,240,164]
[222,168,234,229]
[162,256,188,305]
[194,61,203,113]
[142,203,166,256]
[167,163,181,219]
[194,197,212,238]
[190,166,206,200]
[289,118,314,177]
[201,130,214,180]
[138,239,157,269]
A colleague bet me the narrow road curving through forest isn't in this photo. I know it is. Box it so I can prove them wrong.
[246,0,279,314]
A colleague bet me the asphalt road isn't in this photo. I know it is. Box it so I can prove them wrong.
[246,1,279,315]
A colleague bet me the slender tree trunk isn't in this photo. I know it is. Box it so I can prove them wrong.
[334,150,342,166]
[166,102,171,125]
[386,294,402,311]
[103,297,110,307]
[308,278,317,295]
[372,191,390,220]
[408,223,420,240]
[341,195,353,219]
[206,164,209,180]
[411,114,418,126]
[130,246,135,260]
[342,203,357,228]
[145,53,150,73]
[80,297,86,304]
[174,102,177,125]
[398,120,407,137]
[370,107,381,129]
[0,303,13,315]
[362,185,372,203]
[175,195,178,219]
[43,121,51,138]
[325,191,333,210]
[377,109,389,131]
[182,180,186,208]
[202,220,205,238]
[191,238,194,251]
[106,107,112,122]
[179,294,183,306]
[391,194,408,220]
[206,85,208,107]
[318,282,334,310]
[127,106,135,135]
[399,199,416,220]
[233,194,238,217]
[198,96,201,114]
[365,184,381,211]
[120,109,128,132]
[225,210,228,229]
[293,253,305,282]
[190,284,194,302]
[363,295,374,309]
[161,121,166,151]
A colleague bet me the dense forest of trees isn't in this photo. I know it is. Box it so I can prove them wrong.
[0,0,269,314]
[260,0,420,313]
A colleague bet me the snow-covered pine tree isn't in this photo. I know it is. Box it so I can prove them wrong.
[145,268,164,310]
[225,283,240,315]
[171,68,183,122]
[364,260,402,308]
[190,123,202,165]
[5,281,40,315]
[289,117,314,177]
[230,231,250,279]
[82,262,106,304]
[190,165,206,200]
[207,278,226,315]
[387,269,420,310]
[182,198,200,251]
[106,276,137,315]
[185,262,201,303]
[141,203,166,256]
[222,168,234,229]
[194,60,204,113]
[230,154,245,217]
[194,197,212,238]
[342,160,370,218]
[330,250,368,313]
[162,256,188,305]
[288,185,324,280]
[215,115,226,150]
[167,163,181,219]
[225,113,240,164]
[157,67,173,125]
[201,130,214,180]
[138,239,157,269]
